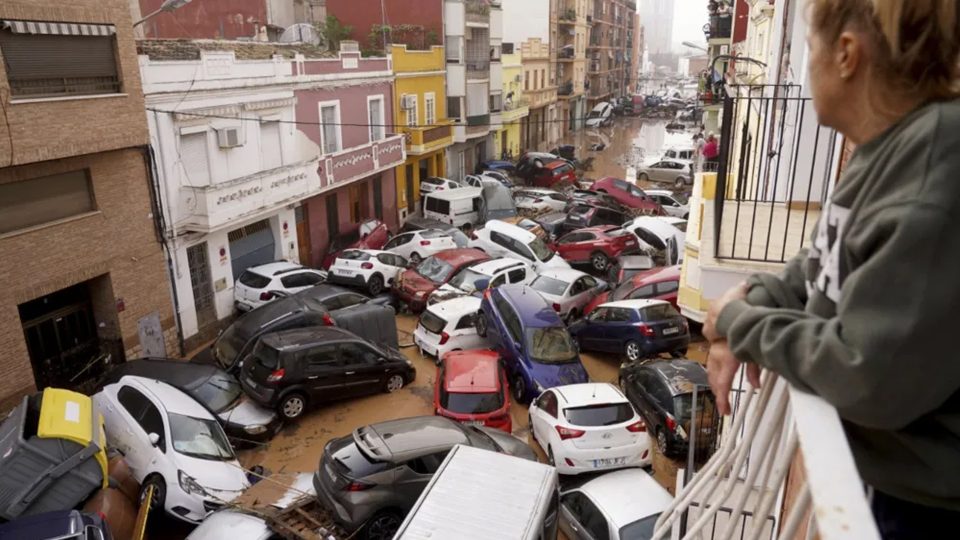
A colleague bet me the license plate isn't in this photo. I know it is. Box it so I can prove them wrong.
[464,420,484,427]
[663,327,679,335]
[593,457,626,468]
[334,269,353,276]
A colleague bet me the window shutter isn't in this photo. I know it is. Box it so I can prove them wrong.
[180,132,211,185]
[0,30,119,97]
[260,122,282,170]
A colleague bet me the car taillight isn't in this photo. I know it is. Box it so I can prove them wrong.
[343,480,376,492]
[267,368,285,382]
[626,419,646,432]
[552,303,561,312]
[439,331,450,345]
[259,292,274,301]
[666,416,677,432]
[420,240,431,246]
[636,323,655,337]
[322,313,336,326]
[555,425,586,440]
[361,262,374,269]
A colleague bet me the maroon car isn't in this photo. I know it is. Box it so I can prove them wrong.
[551,226,641,272]
[584,265,682,314]
[320,219,391,269]
[393,248,490,312]
[590,177,665,215]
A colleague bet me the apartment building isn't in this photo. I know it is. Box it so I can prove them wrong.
[586,0,632,109]
[131,0,327,41]
[495,46,530,159]
[551,0,590,132]
[520,38,559,151]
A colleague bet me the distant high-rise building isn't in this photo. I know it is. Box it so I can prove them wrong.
[639,0,674,54]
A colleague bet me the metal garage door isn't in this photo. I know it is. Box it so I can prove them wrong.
[228,219,276,279]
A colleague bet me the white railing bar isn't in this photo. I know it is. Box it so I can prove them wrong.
[804,506,818,540]
[745,427,799,540]
[788,388,880,539]
[777,483,811,540]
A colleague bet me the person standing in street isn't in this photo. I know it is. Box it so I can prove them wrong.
[701,1,960,538]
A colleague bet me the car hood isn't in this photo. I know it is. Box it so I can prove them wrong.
[218,394,277,428]
[477,428,538,461]
[431,285,472,303]
[398,270,437,293]
[529,361,590,390]
[174,453,250,502]
[543,255,572,270]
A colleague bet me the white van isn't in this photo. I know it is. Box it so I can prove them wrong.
[422,187,483,229]
[394,444,560,540]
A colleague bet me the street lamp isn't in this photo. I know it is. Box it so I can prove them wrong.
[134,0,193,27]
[682,41,708,53]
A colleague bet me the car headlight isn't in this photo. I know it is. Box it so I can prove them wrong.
[178,470,207,496]
[244,424,268,435]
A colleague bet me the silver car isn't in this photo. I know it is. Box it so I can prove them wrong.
[637,159,693,188]
[313,416,536,540]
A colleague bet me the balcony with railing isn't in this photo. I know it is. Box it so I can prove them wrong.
[501,97,529,123]
[525,85,557,109]
[466,60,490,79]
[398,119,454,156]
[558,6,577,24]
[706,14,733,42]
[465,0,492,25]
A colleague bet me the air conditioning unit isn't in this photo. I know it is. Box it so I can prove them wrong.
[217,127,244,148]
[401,95,417,110]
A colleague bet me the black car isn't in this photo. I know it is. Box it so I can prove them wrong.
[101,358,281,443]
[241,326,416,420]
[399,217,470,247]
[208,284,398,372]
[619,359,719,457]
[561,203,630,237]
[0,510,112,540]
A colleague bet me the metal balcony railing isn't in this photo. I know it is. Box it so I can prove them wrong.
[706,14,733,40]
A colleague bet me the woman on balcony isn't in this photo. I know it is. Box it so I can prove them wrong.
[702,1,960,538]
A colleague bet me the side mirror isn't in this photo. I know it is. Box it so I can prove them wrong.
[148,432,160,447]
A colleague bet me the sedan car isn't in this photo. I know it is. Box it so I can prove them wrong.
[242,326,416,420]
[529,269,606,323]
[529,383,651,475]
[413,296,488,361]
[428,258,535,305]
[95,376,250,523]
[327,249,408,295]
[513,188,570,215]
[559,468,673,540]
[590,177,664,214]
[419,176,461,196]
[313,416,535,539]
[570,299,690,361]
[584,265,681,314]
[320,219,391,269]
[637,158,693,188]
[381,229,458,265]
[233,262,326,312]
[434,350,512,433]
[552,226,641,272]
[393,248,490,313]
[101,358,280,444]
[646,189,690,219]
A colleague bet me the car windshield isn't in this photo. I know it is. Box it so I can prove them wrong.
[564,403,634,426]
[525,327,578,364]
[671,193,688,204]
[416,257,456,284]
[419,310,448,335]
[237,270,270,289]
[169,413,235,461]
[213,322,249,368]
[531,275,569,296]
[674,392,716,421]
[528,237,555,261]
[447,267,489,292]
[442,391,504,414]
[619,513,661,540]
[191,373,243,413]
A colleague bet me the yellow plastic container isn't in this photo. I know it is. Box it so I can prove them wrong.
[37,388,109,489]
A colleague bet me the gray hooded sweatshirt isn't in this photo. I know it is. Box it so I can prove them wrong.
[716,99,960,510]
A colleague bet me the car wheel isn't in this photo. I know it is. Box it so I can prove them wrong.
[367,274,384,296]
[475,312,488,337]
[638,173,649,181]
[278,392,307,420]
[657,428,669,455]
[384,373,405,393]
[409,252,422,265]
[675,177,686,189]
[671,347,689,358]
[591,251,610,272]
[625,340,641,361]
[364,510,403,540]
[140,475,165,514]
[512,376,527,404]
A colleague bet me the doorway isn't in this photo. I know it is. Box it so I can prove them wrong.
[227,219,275,280]
[295,205,311,265]
[187,242,217,330]
[348,182,370,223]
[372,175,383,221]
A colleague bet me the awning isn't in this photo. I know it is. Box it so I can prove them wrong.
[1,20,116,36]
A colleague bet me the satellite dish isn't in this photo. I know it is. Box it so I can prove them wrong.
[279,23,320,46]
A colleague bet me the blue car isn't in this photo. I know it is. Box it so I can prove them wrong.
[568,299,690,361]
[476,284,589,403]
[476,159,517,175]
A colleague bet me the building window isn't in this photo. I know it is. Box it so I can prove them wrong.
[405,95,418,127]
[260,121,283,170]
[0,170,95,234]
[424,93,436,126]
[447,96,462,121]
[525,71,530,91]
[367,96,385,141]
[541,69,545,88]
[180,131,212,185]
[490,93,502,112]
[319,102,342,154]
[0,21,121,99]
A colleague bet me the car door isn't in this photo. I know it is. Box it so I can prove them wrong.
[577,307,607,350]
[493,295,523,369]
[383,233,414,259]
[506,265,531,286]
[339,342,387,397]
[112,385,167,477]
[529,390,559,448]
[603,307,637,353]
[392,450,450,509]
[560,491,611,540]
[649,162,670,183]
[300,345,348,402]
[556,232,590,262]
[570,276,599,313]
[376,253,407,285]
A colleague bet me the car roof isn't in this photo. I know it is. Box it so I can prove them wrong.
[553,383,626,407]
[425,296,482,319]
[116,375,213,418]
[537,268,589,283]
[626,217,683,239]
[443,351,501,393]
[433,248,489,265]
[644,360,710,394]
[340,248,391,257]
[496,285,559,327]
[108,358,219,387]
[424,187,482,200]
[259,326,359,350]
[645,189,675,197]
[576,469,674,527]
[629,265,681,285]
[570,225,618,236]
[601,299,670,310]
[486,220,538,242]
[356,416,469,462]
[470,258,527,275]
[244,261,303,277]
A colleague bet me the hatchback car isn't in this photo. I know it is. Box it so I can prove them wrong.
[398,217,470,248]
[393,248,490,313]
[327,249,408,295]
[584,265,681,314]
[529,383,650,475]
[637,159,693,188]
[470,220,570,273]
[622,216,687,264]
[562,204,632,238]
[101,358,280,443]
[434,350,512,433]
[428,258,535,305]
[513,188,570,215]
[552,226,641,272]
[529,269,606,323]
[590,177,664,214]
[234,262,326,312]
[515,151,564,181]
[569,299,690,361]
[559,468,673,540]
[413,296,488,360]
[530,160,578,189]
[313,416,535,539]
[320,219,391,269]
[95,376,250,523]
[620,359,718,456]
[646,189,690,219]
[0,510,113,540]
[381,229,458,265]
[418,176,461,196]
[477,285,589,403]
[242,326,416,420]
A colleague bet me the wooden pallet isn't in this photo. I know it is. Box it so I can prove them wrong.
[258,495,348,540]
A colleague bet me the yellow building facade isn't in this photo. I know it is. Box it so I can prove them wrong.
[391,44,455,223]
[496,51,529,160]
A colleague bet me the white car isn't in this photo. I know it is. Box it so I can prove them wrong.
[529,383,652,475]
[234,262,325,312]
[428,258,536,305]
[559,468,673,539]
[646,189,690,219]
[382,229,459,265]
[585,102,613,127]
[326,249,408,295]
[622,216,686,264]
[469,220,571,273]
[637,158,692,188]
[529,268,606,323]
[412,296,489,361]
[95,376,250,523]
[513,188,570,214]
[419,176,461,195]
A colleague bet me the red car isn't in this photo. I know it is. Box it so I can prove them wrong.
[551,226,641,273]
[584,265,681,314]
[531,160,578,189]
[434,349,512,433]
[394,248,489,312]
[590,177,665,215]
[320,218,391,269]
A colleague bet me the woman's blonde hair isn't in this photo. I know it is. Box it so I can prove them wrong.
[810,0,960,101]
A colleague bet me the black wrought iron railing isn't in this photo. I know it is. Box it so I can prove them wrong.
[714,85,840,263]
